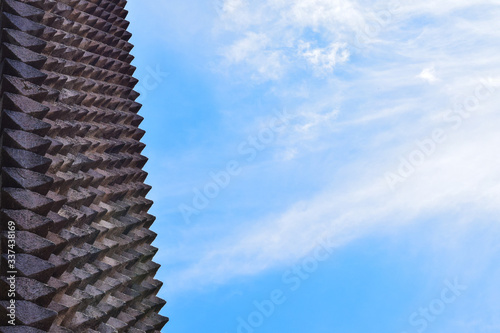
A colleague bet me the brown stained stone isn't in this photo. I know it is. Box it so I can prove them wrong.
[47,303,70,327]
[58,88,86,105]
[43,86,60,103]
[66,188,89,208]
[70,154,94,172]
[102,296,126,317]
[46,231,68,254]
[70,289,93,308]
[52,3,74,19]
[83,306,107,326]
[41,72,64,90]
[0,301,57,330]
[61,206,88,226]
[116,311,135,326]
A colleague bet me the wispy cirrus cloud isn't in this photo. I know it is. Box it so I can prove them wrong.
[157,0,500,293]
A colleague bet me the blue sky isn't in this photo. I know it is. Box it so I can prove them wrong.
[126,1,500,332]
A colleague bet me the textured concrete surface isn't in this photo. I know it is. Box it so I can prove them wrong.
[0,0,167,331]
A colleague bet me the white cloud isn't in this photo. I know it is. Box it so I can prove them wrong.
[288,0,365,32]
[294,108,340,134]
[418,66,439,84]
[218,0,245,14]
[156,0,500,292]
[298,41,350,75]
[224,32,286,80]
[215,0,367,81]
[225,32,267,63]
[168,103,500,289]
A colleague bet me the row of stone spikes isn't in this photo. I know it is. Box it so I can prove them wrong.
[1,22,138,89]
[2,1,137,76]
[8,0,130,34]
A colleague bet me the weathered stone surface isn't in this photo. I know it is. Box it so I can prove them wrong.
[2,110,51,135]
[2,167,54,194]
[2,254,55,282]
[3,0,46,21]
[0,301,57,330]
[2,147,52,173]
[2,129,52,153]
[1,209,53,236]
[1,230,56,259]
[0,277,56,307]
[1,75,49,102]
[3,43,47,68]
[0,1,167,331]
[2,92,50,118]
[3,28,46,52]
[2,58,47,84]
[2,188,54,215]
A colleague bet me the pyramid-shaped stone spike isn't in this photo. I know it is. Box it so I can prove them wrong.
[2,188,54,215]
[0,301,57,330]
[2,43,48,68]
[0,277,56,307]
[2,110,51,135]
[1,209,53,236]
[2,167,54,194]
[1,75,49,101]
[3,0,46,21]
[2,147,52,172]
[3,58,48,84]
[3,28,47,52]
[2,129,52,153]
[3,13,46,36]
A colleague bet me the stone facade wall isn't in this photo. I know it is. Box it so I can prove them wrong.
[0,0,167,331]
